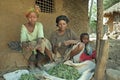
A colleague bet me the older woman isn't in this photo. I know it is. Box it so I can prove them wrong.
[20,6,53,69]
[50,15,85,62]
[50,15,96,80]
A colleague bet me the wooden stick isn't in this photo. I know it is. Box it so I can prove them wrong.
[94,40,109,80]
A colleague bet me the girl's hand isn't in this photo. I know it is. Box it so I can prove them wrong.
[37,47,43,52]
[24,46,33,51]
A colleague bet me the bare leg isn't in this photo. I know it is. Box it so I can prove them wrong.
[29,61,36,69]
[44,47,53,61]
[28,54,36,69]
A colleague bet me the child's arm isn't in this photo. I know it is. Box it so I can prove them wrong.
[86,44,93,55]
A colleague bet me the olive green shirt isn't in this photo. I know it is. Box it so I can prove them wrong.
[50,28,78,55]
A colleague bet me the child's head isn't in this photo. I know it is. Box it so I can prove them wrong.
[80,33,89,44]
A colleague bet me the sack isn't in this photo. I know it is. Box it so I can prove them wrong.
[8,41,22,51]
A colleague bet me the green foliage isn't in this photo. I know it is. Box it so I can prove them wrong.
[47,63,81,80]
[90,20,97,33]
[19,74,37,80]
[88,0,120,33]
[88,0,97,33]
[104,0,120,10]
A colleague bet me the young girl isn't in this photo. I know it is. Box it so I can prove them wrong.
[80,33,96,62]
[20,6,53,69]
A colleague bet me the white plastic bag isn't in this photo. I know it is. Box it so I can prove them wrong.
[40,60,95,80]
[3,69,29,80]
[64,60,95,80]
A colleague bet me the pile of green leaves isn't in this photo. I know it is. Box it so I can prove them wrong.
[47,63,81,80]
[19,74,37,80]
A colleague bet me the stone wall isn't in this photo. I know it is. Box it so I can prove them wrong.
[107,40,120,69]
[106,40,120,80]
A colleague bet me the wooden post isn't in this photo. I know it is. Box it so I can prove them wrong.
[94,0,108,80]
[96,0,104,58]
[94,40,109,80]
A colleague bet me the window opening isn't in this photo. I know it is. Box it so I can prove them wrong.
[35,0,55,13]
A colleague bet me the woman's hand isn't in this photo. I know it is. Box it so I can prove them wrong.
[64,40,78,46]
[77,43,84,51]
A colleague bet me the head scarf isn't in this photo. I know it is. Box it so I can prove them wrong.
[25,5,40,18]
